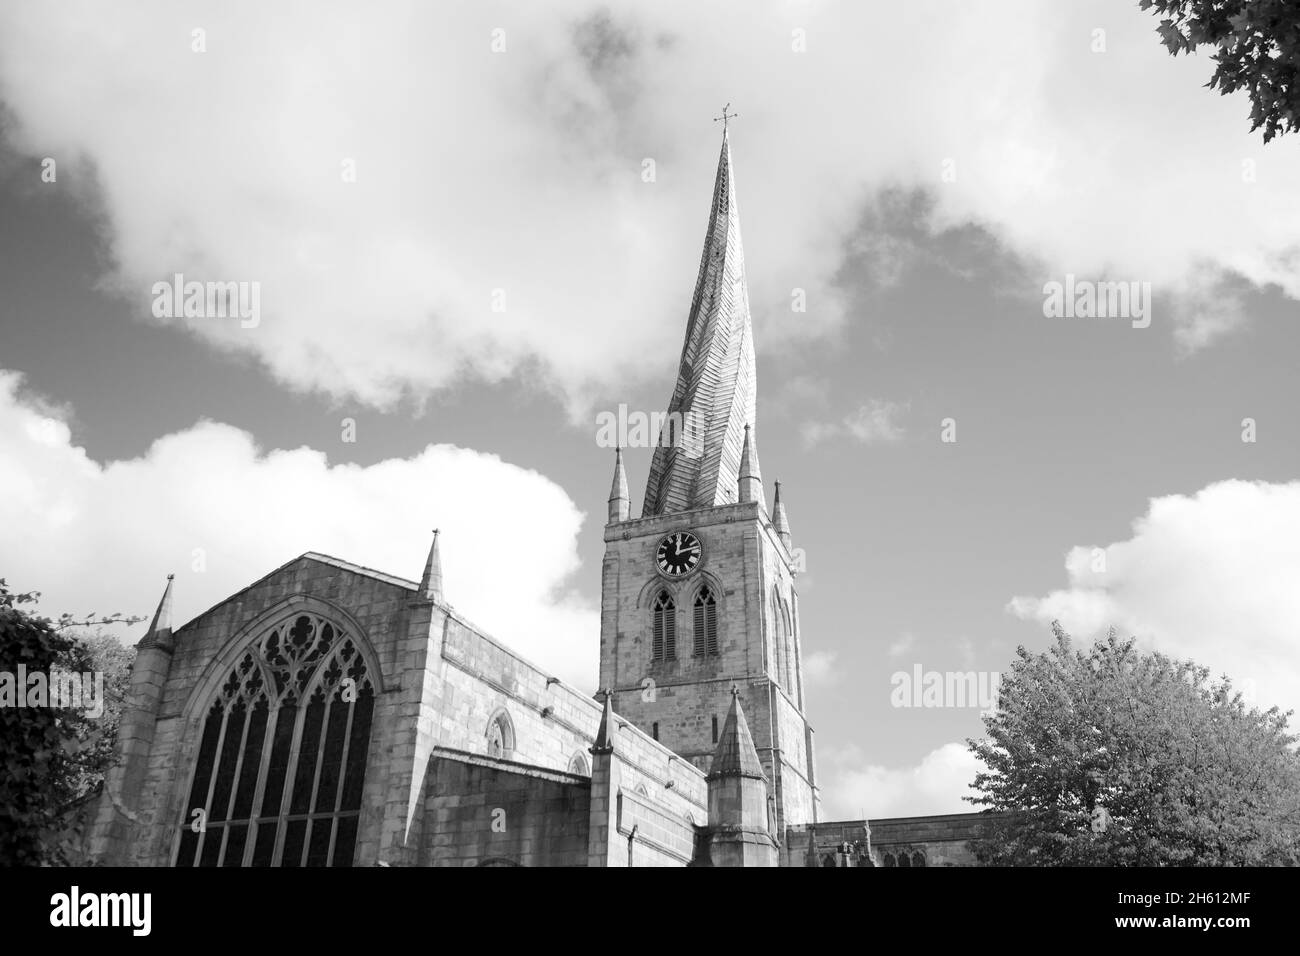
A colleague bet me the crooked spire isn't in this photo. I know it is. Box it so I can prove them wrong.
[137,574,175,652]
[419,529,444,603]
[607,447,630,524]
[643,128,758,516]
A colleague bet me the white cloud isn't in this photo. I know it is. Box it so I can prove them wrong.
[887,632,915,659]
[954,636,976,670]
[0,1,1296,418]
[0,371,599,690]
[1008,480,1300,713]
[1169,266,1251,355]
[820,742,983,819]
[803,399,908,446]
[802,649,838,685]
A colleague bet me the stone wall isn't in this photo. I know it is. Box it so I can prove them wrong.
[617,787,696,866]
[784,813,998,867]
[599,502,820,828]
[869,813,993,867]
[421,753,589,866]
[87,551,706,867]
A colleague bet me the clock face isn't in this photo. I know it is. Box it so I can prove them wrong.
[656,531,702,577]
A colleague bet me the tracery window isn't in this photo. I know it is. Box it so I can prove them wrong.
[651,592,676,661]
[175,613,375,867]
[883,852,896,867]
[486,710,514,759]
[912,851,926,867]
[693,586,718,657]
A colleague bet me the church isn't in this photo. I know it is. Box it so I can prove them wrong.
[86,127,992,867]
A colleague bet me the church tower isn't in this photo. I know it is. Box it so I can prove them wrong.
[599,126,820,830]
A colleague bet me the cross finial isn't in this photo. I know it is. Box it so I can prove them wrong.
[713,102,739,131]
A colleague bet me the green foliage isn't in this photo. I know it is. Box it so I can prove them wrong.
[0,580,135,866]
[968,624,1300,865]
[1140,0,1300,142]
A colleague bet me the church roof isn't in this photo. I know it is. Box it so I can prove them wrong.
[299,552,420,591]
[642,130,758,516]
[707,688,766,781]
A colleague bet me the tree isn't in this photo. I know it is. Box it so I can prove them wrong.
[0,580,137,865]
[967,624,1300,866]
[55,629,133,813]
[1139,1,1300,142]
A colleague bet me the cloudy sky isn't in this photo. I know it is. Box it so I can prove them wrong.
[1,0,1297,820]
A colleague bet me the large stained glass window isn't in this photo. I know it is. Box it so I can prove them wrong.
[175,613,375,867]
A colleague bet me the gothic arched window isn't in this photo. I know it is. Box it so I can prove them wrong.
[898,850,912,868]
[486,709,515,759]
[175,613,375,868]
[651,592,675,661]
[568,752,589,775]
[883,852,896,867]
[693,586,718,657]
[912,851,925,867]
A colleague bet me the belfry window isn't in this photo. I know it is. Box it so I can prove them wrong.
[651,592,676,661]
[175,613,374,867]
[693,586,718,657]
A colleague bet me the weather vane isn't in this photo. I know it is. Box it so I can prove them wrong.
[713,102,739,131]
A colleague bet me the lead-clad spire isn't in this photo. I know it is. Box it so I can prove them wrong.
[642,127,758,516]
